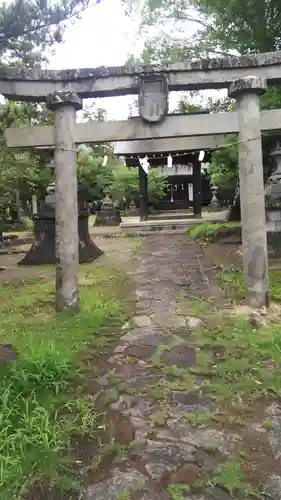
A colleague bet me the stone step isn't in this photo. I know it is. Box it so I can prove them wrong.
[120,217,224,235]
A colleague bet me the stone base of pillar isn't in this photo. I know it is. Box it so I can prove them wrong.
[208,200,220,212]
[19,213,103,266]
[125,200,139,217]
[94,208,122,226]
[266,208,281,259]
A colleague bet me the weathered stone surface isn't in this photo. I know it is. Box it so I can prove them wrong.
[266,404,281,460]
[188,429,241,455]
[85,469,147,499]
[194,448,222,474]
[229,76,267,98]
[186,316,202,328]
[120,327,156,344]
[169,392,215,414]
[46,90,82,110]
[104,388,119,403]
[268,415,281,460]
[204,487,233,499]
[151,313,186,327]
[3,51,281,78]
[131,439,196,479]
[160,420,240,456]
[140,494,169,500]
[132,315,153,328]
[0,344,16,364]
[161,345,196,368]
[85,235,242,499]
[263,475,281,500]
[97,375,109,387]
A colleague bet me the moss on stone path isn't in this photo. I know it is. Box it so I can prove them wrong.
[2,234,281,500]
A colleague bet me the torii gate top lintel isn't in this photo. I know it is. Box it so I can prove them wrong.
[1,50,281,101]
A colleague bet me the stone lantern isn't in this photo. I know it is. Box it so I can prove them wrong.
[265,139,281,259]
[94,187,122,226]
[209,184,220,212]
[19,148,103,265]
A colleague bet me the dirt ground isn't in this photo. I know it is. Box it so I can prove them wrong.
[0,235,136,283]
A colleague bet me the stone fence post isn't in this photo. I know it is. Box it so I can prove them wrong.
[46,91,82,312]
[228,76,269,308]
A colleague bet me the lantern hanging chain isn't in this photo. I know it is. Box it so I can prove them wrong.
[52,133,268,161]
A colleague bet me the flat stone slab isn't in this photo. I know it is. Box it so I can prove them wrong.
[157,422,241,456]
[85,469,147,499]
[186,316,203,328]
[151,313,186,328]
[132,315,154,328]
[268,415,281,460]
[131,439,196,479]
[161,345,196,368]
[169,391,215,414]
[263,475,281,500]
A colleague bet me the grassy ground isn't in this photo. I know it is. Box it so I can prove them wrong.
[0,263,133,499]
[170,296,281,497]
[219,265,281,303]
[186,221,241,242]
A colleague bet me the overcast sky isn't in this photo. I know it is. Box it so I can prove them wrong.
[49,0,146,119]
[48,0,225,119]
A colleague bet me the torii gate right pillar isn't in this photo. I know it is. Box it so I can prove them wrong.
[229,76,269,308]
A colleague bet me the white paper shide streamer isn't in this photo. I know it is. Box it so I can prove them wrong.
[198,150,205,162]
[102,155,108,166]
[139,156,150,174]
[167,154,173,168]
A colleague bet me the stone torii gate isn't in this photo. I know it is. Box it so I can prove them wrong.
[3,52,281,311]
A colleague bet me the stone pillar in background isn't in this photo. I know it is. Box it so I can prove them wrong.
[139,165,148,221]
[265,139,281,259]
[193,159,202,218]
[46,91,82,312]
[229,76,269,308]
[209,185,220,212]
[31,194,38,215]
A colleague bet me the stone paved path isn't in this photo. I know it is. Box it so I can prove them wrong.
[86,235,281,500]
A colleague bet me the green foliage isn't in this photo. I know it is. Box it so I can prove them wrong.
[0,101,54,226]
[168,483,191,500]
[0,264,127,498]
[123,0,281,60]
[77,153,115,202]
[0,0,90,65]
[186,222,240,242]
[122,0,281,195]
[219,265,281,303]
[212,460,255,496]
[110,166,168,207]
[208,136,238,199]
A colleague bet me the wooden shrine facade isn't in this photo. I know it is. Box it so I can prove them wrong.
[116,148,213,219]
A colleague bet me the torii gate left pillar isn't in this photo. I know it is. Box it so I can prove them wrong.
[46,91,82,312]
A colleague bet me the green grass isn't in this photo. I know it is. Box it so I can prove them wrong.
[211,459,256,497]
[218,265,281,302]
[0,264,130,499]
[186,222,240,242]
[189,311,281,405]
[168,484,191,500]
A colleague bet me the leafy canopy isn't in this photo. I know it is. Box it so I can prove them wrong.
[0,0,93,65]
